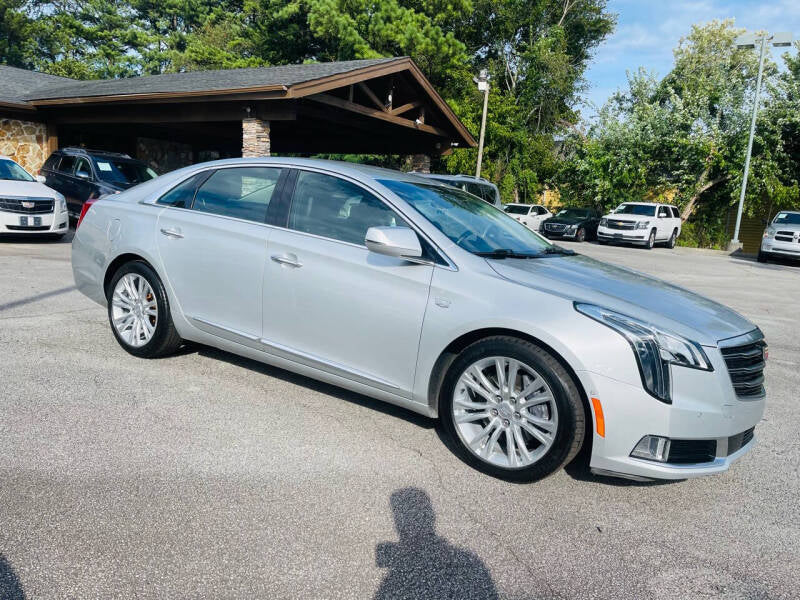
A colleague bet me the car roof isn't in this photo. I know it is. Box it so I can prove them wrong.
[415,173,495,185]
[619,201,676,207]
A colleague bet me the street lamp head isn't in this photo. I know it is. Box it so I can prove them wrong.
[771,32,793,47]
[735,32,758,49]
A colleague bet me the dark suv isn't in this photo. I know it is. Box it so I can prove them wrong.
[40,148,158,219]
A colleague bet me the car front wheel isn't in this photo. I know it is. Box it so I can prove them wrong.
[757,250,769,263]
[575,227,586,243]
[440,336,585,482]
[646,228,656,249]
[107,261,182,358]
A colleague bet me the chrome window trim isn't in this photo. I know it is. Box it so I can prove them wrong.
[139,163,458,270]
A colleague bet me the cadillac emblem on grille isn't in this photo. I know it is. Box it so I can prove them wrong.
[22,201,35,209]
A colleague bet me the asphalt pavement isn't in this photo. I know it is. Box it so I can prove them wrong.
[1,232,798,599]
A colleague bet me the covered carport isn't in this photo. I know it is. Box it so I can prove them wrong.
[10,58,475,174]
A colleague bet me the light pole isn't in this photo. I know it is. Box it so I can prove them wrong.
[728,30,792,251]
[474,69,490,179]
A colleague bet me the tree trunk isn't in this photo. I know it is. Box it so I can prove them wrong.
[681,168,729,221]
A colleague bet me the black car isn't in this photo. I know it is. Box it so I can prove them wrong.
[541,207,601,242]
[40,148,158,219]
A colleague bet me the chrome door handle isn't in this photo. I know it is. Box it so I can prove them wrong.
[271,254,302,268]
[160,228,184,239]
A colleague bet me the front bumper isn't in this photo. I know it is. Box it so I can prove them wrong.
[577,346,765,480]
[761,237,800,258]
[597,226,648,244]
[0,209,68,235]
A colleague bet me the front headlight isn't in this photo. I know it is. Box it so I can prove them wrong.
[567,224,577,232]
[599,218,608,227]
[56,195,67,213]
[763,228,775,239]
[635,220,650,230]
[575,304,712,403]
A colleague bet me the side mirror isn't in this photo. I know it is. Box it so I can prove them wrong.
[35,174,46,183]
[76,170,90,180]
[365,226,422,260]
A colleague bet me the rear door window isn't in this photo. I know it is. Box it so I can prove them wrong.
[157,172,208,208]
[58,156,76,174]
[287,170,407,246]
[192,167,282,223]
[670,207,680,218]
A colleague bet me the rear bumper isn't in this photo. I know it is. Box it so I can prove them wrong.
[0,209,68,234]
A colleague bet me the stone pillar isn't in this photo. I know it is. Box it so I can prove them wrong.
[242,118,270,157]
[411,153,430,173]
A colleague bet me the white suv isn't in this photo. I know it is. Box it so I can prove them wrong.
[0,156,68,238]
[597,202,681,249]
[503,203,551,231]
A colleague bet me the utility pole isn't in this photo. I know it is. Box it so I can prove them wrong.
[474,70,490,179]
[728,30,792,251]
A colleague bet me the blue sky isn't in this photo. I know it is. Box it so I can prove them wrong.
[581,0,800,119]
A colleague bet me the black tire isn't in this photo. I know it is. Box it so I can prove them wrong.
[575,227,586,243]
[646,228,656,249]
[107,261,182,358]
[439,336,585,483]
[667,228,678,249]
[757,251,768,263]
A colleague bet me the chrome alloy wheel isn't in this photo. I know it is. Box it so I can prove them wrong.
[451,356,559,469]
[111,273,158,347]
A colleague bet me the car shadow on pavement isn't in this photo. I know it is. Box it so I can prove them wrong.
[0,554,25,600]
[374,487,499,600]
[194,345,436,430]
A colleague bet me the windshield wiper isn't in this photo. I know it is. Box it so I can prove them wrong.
[543,245,576,256]
[474,249,545,259]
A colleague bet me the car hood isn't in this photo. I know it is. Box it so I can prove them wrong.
[0,180,59,198]
[603,214,650,223]
[771,222,800,232]
[488,255,756,346]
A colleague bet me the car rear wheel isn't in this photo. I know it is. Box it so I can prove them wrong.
[440,336,585,482]
[646,228,656,249]
[107,261,182,358]
[667,228,678,249]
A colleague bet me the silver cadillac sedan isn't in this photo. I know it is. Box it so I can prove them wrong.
[72,158,767,482]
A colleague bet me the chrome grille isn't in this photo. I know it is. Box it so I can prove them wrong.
[0,197,55,214]
[774,231,797,242]
[606,220,635,230]
[721,340,766,398]
[545,223,566,232]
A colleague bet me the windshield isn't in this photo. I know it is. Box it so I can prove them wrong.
[556,208,591,218]
[0,159,35,182]
[614,204,656,216]
[95,159,158,185]
[504,205,530,215]
[379,179,551,255]
[774,212,800,225]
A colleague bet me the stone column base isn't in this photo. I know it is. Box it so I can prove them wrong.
[410,153,430,173]
[242,118,271,157]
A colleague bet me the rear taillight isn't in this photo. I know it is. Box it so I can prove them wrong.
[76,198,97,229]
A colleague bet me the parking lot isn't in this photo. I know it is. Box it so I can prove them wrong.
[1,233,798,599]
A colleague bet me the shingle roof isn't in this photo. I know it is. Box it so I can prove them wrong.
[0,66,74,107]
[22,58,400,101]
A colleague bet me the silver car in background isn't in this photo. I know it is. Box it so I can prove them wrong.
[72,158,766,482]
[760,210,800,263]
